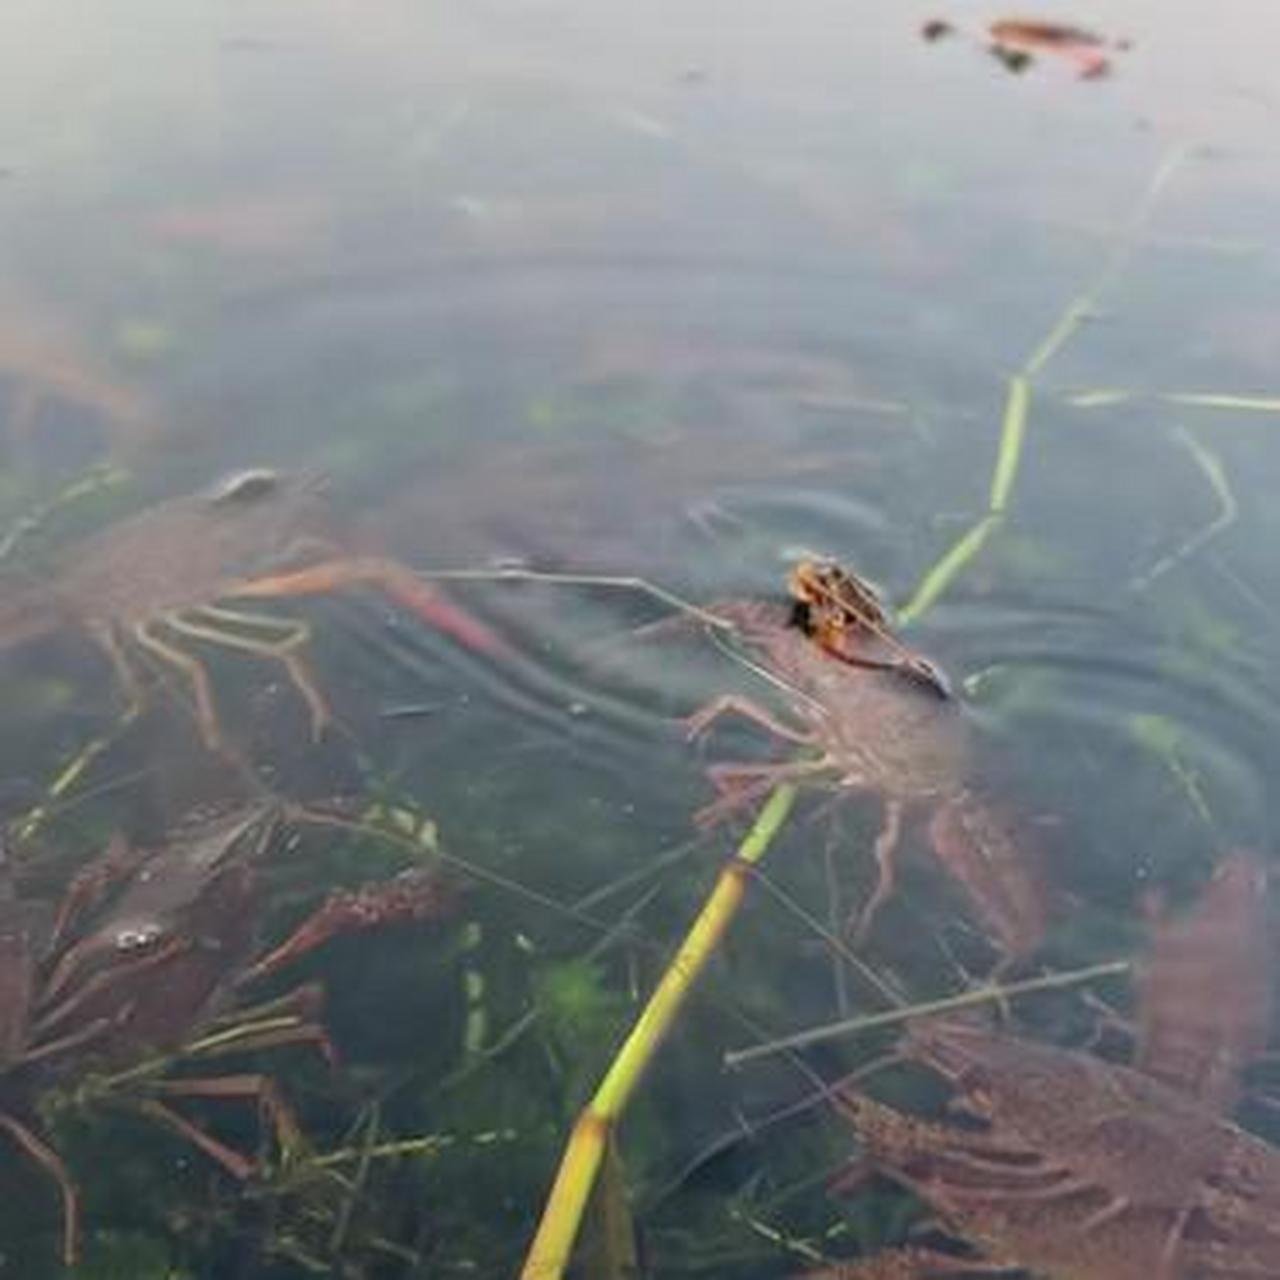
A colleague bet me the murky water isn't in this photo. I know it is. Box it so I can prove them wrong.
[2,1,1280,1275]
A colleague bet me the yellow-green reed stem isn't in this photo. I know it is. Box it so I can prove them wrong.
[988,376,1029,513]
[15,718,135,841]
[520,784,798,1280]
[84,1013,310,1096]
[1130,427,1236,592]
[898,374,1027,626]
[0,463,127,564]
[1164,392,1280,413]
[899,515,1000,626]
[1066,387,1133,408]
[900,146,1189,626]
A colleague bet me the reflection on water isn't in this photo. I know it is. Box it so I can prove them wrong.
[2,0,1280,1273]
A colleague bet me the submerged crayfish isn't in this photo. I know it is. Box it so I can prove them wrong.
[685,579,1046,963]
[0,468,507,751]
[821,1018,1280,1280]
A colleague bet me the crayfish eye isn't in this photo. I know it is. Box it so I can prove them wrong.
[113,923,165,954]
[788,599,814,633]
[206,468,281,507]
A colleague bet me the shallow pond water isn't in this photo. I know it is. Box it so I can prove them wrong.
[2,1,1280,1276]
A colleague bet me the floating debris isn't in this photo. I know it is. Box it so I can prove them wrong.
[920,14,1130,79]
[990,42,1035,74]
[989,18,1116,79]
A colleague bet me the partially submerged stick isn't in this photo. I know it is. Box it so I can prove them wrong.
[420,565,737,633]
[520,784,798,1280]
[722,958,1130,1067]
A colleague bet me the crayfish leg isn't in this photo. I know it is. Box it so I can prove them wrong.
[847,798,905,943]
[0,1112,80,1266]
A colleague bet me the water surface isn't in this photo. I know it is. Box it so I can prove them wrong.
[2,1,1280,1275]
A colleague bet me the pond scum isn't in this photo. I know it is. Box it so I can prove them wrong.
[1,143,1279,1278]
